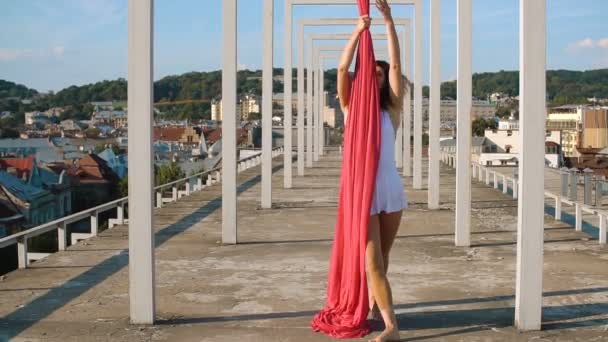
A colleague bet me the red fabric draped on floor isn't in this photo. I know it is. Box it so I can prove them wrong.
[310,0,381,339]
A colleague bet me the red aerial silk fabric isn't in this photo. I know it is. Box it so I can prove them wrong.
[310,0,380,339]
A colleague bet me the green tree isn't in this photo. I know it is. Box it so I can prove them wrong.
[85,127,100,139]
[155,162,185,186]
[117,177,129,197]
[472,118,497,137]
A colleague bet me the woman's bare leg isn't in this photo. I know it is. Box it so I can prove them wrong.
[369,211,402,321]
[367,214,400,342]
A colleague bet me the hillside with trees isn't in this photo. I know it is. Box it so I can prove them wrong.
[1,68,606,123]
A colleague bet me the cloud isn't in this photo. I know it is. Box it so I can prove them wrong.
[0,47,68,62]
[568,38,608,52]
[52,46,65,58]
[575,38,595,49]
[237,62,251,71]
[0,48,34,62]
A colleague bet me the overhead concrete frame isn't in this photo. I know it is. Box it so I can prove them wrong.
[313,44,394,159]
[297,18,412,173]
[287,0,421,187]
[453,0,547,331]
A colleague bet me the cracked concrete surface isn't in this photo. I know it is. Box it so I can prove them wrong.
[0,149,607,341]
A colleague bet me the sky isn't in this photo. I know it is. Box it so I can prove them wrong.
[0,0,607,92]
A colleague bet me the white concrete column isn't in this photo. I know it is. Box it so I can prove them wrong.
[494,172,499,189]
[283,2,293,188]
[413,0,423,189]
[515,0,546,331]
[503,175,508,194]
[222,0,238,244]
[306,38,314,167]
[575,203,582,231]
[455,0,472,247]
[261,0,273,209]
[297,24,305,176]
[428,0,441,209]
[313,62,319,162]
[403,28,412,177]
[127,0,155,324]
[555,197,561,220]
[600,214,607,244]
[320,68,325,156]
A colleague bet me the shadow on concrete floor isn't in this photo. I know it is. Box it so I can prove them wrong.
[0,164,284,340]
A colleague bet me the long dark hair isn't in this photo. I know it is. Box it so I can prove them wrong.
[376,60,392,110]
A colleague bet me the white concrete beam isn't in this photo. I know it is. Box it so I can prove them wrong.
[298,18,412,170]
[455,0,472,247]
[127,0,155,324]
[222,0,238,244]
[515,0,546,331]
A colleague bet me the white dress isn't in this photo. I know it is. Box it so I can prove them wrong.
[370,110,408,215]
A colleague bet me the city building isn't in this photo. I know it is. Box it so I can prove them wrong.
[91,110,128,128]
[420,99,497,129]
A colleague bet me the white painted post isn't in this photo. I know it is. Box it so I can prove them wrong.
[306,38,313,167]
[58,222,67,251]
[156,192,162,208]
[455,0,472,247]
[515,0,546,331]
[185,181,191,196]
[197,177,202,191]
[127,0,155,324]
[427,0,441,209]
[513,179,518,199]
[494,172,498,189]
[297,23,305,176]
[413,0,423,190]
[600,214,607,244]
[503,175,508,194]
[172,186,177,201]
[313,64,319,162]
[17,237,27,269]
[575,203,582,231]
[317,66,325,157]
[320,69,325,156]
[222,0,238,244]
[555,197,561,220]
[485,169,491,186]
[91,211,99,236]
[283,0,293,188]
[403,29,412,177]
[117,203,125,224]
[262,0,273,208]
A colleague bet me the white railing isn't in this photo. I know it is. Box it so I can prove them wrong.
[440,151,607,245]
[0,146,285,269]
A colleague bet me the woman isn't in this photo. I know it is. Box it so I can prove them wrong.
[337,1,407,341]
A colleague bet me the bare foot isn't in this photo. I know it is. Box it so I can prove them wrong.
[368,326,400,342]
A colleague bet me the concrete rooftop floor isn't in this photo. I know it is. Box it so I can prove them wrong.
[1,148,608,341]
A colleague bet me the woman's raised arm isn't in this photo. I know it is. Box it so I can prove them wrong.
[376,0,403,117]
[338,15,370,118]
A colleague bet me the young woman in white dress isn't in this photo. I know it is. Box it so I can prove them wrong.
[337,1,408,341]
